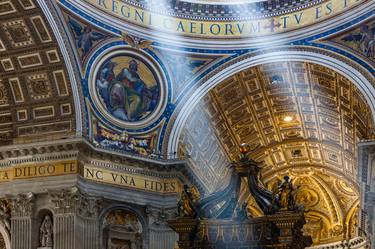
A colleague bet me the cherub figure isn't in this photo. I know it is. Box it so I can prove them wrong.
[68,17,106,59]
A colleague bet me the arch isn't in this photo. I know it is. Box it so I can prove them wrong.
[38,0,83,136]
[99,205,149,249]
[168,49,375,154]
[0,223,10,249]
[345,200,360,238]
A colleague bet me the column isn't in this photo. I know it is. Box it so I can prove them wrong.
[54,214,75,249]
[80,217,98,249]
[76,197,100,249]
[149,228,178,249]
[147,207,178,249]
[49,187,101,249]
[9,193,34,249]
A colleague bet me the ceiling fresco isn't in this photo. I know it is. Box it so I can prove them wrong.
[328,18,375,66]
[0,0,371,164]
[0,0,76,145]
[64,15,109,66]
[179,61,373,244]
[159,52,225,102]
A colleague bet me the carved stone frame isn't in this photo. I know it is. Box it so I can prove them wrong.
[99,205,149,249]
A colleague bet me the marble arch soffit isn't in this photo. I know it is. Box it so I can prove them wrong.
[0,0,76,145]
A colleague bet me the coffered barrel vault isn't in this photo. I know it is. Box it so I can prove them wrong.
[0,0,76,145]
[181,62,374,181]
[179,61,374,245]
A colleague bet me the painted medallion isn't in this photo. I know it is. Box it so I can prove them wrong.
[95,54,160,123]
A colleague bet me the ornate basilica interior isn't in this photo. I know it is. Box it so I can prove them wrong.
[0,0,374,248]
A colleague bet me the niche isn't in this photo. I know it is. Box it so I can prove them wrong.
[102,209,143,249]
[37,209,53,249]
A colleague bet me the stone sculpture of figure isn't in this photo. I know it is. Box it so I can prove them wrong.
[177,185,197,218]
[0,200,10,232]
[277,176,295,211]
[39,215,53,247]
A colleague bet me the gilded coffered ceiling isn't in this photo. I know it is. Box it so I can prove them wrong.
[0,0,76,145]
[182,62,373,182]
[179,61,374,245]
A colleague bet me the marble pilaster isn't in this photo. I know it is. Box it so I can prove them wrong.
[146,207,178,249]
[49,187,101,249]
[8,193,34,249]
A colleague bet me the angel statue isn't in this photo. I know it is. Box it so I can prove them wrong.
[39,215,53,248]
[275,176,296,211]
[177,185,200,218]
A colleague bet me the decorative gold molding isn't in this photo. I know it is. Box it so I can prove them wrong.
[81,165,182,194]
[0,160,77,182]
[84,0,364,38]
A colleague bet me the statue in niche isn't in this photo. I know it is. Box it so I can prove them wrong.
[39,215,53,248]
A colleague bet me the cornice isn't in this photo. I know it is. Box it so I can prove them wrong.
[57,0,374,48]
[0,138,207,194]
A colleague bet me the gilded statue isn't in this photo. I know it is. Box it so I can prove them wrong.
[274,176,296,211]
[177,185,200,218]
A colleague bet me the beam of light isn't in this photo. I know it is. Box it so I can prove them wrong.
[141,1,302,192]
[142,0,209,161]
